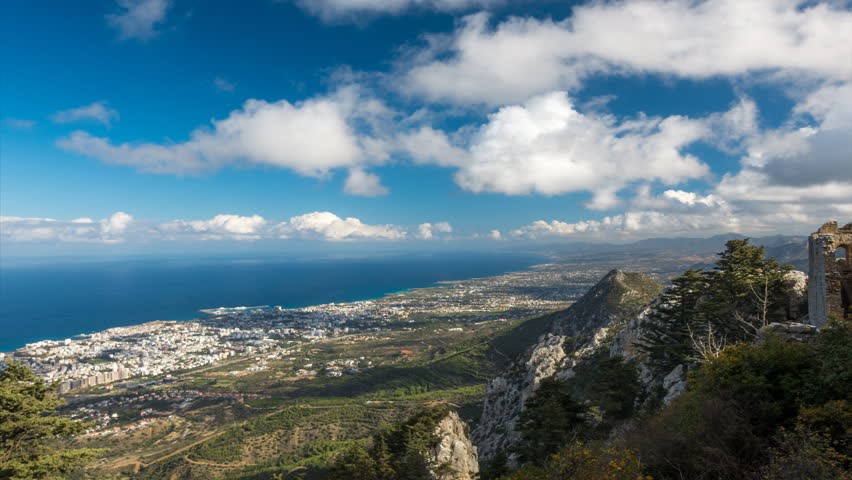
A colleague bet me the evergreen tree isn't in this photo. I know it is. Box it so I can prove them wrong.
[0,361,101,479]
[640,240,794,366]
[704,239,792,342]
[327,444,378,480]
[517,378,586,464]
[638,268,708,371]
[328,405,449,480]
[370,435,396,480]
[481,448,509,480]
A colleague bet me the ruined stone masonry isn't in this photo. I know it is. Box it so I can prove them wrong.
[808,221,852,326]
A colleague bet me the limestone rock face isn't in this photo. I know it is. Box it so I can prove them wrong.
[662,364,687,405]
[430,411,479,480]
[473,270,661,462]
[756,322,818,345]
[784,270,808,320]
[610,305,656,361]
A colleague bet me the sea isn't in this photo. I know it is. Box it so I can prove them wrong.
[0,252,542,352]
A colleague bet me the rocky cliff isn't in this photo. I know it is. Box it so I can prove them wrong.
[472,270,661,461]
[429,410,479,480]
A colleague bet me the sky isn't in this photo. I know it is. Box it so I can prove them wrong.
[1,0,851,255]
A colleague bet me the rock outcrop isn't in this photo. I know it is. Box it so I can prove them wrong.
[756,322,818,345]
[473,270,661,462]
[609,300,688,407]
[430,411,479,480]
[784,270,808,320]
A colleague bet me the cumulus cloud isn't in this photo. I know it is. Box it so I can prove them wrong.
[400,1,852,105]
[294,0,504,22]
[1,211,422,243]
[417,221,453,239]
[52,101,119,127]
[632,185,726,211]
[691,83,852,225]
[158,214,267,240]
[736,83,852,188]
[282,212,406,241]
[0,212,134,244]
[395,126,467,167]
[511,177,852,241]
[419,91,710,208]
[343,168,389,196]
[489,229,502,240]
[57,88,379,178]
[106,0,171,41]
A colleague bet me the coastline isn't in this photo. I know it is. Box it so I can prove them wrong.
[1,253,546,353]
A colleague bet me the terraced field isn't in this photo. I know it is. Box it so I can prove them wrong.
[75,314,557,479]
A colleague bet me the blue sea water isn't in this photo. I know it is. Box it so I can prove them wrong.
[0,252,541,352]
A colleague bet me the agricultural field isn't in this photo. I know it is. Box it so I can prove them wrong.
[71,313,556,479]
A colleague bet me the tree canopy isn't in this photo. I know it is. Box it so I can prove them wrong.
[0,361,100,480]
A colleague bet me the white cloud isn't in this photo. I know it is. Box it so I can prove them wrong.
[158,214,267,240]
[294,0,503,22]
[509,203,843,241]
[489,229,502,240]
[214,76,236,92]
[281,212,407,241]
[395,126,467,167]
[695,83,852,222]
[52,101,119,127]
[1,211,417,243]
[432,91,710,208]
[400,1,852,105]
[737,83,852,188]
[57,88,380,179]
[0,212,134,244]
[106,0,171,41]
[417,221,452,239]
[344,168,389,196]
[662,190,725,208]
[511,174,852,241]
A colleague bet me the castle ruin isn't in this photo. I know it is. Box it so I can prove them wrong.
[808,221,852,326]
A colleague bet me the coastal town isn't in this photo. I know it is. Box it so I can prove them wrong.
[4,262,609,395]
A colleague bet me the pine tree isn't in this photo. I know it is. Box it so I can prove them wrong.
[517,378,586,464]
[0,361,101,479]
[638,268,709,371]
[705,239,792,342]
[327,444,378,480]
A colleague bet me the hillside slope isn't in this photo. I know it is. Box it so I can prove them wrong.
[472,270,661,461]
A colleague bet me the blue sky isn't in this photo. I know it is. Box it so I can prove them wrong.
[2,0,851,255]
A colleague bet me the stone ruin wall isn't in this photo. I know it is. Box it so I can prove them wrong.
[808,221,852,326]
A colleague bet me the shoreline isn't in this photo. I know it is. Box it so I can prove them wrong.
[1,256,548,354]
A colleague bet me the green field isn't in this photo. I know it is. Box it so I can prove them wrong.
[75,313,558,479]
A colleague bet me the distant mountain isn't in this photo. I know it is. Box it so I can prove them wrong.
[624,233,806,254]
[764,240,809,270]
[625,233,746,253]
[545,234,808,270]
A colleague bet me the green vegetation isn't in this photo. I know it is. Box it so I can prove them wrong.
[117,314,555,479]
[640,239,793,371]
[501,443,647,480]
[628,320,851,479]
[0,361,102,479]
[328,404,452,480]
[489,319,851,480]
[516,378,586,464]
[491,240,850,480]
